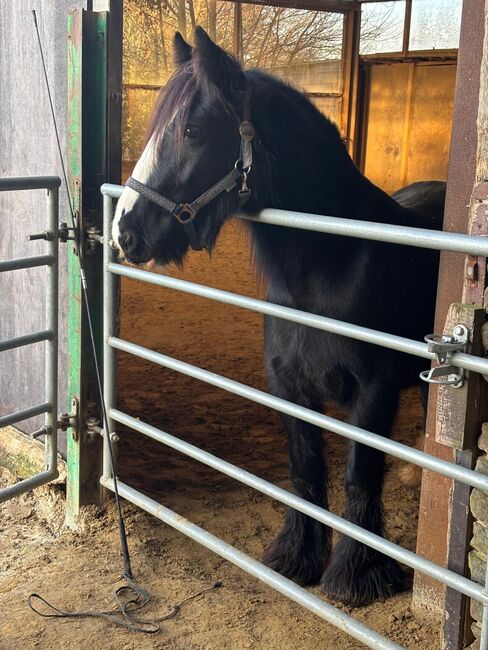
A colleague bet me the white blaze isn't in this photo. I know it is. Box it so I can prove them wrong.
[112,135,158,248]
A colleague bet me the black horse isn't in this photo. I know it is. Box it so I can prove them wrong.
[113,28,445,607]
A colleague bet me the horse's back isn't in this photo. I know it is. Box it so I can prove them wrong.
[392,180,446,229]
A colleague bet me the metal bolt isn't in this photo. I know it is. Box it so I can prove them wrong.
[109,432,119,442]
[26,231,53,241]
[30,425,52,439]
[454,326,464,336]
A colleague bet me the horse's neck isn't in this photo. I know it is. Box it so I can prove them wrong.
[244,77,411,293]
[247,134,405,292]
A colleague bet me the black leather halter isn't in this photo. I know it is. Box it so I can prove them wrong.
[125,100,255,251]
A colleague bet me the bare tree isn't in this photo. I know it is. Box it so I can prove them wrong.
[122,0,408,160]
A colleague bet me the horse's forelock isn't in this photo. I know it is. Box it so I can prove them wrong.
[146,65,198,152]
[145,62,243,158]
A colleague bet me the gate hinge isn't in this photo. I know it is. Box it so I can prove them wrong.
[85,416,119,442]
[85,225,103,254]
[420,324,469,388]
[58,222,76,243]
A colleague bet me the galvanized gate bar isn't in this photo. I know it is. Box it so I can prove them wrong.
[0,330,52,353]
[0,176,61,191]
[108,336,488,494]
[110,408,488,606]
[0,176,59,504]
[102,193,118,483]
[108,262,488,377]
[0,255,55,273]
[100,477,402,650]
[0,402,53,429]
[239,209,488,256]
[0,470,58,504]
[101,183,488,256]
[102,185,488,649]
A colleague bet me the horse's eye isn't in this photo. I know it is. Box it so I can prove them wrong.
[184,126,199,139]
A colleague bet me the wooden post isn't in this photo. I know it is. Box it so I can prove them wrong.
[341,8,360,157]
[208,0,217,40]
[66,7,122,521]
[233,0,243,61]
[413,3,488,649]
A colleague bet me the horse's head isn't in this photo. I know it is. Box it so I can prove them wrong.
[113,28,253,267]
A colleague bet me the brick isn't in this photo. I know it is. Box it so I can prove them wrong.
[470,593,483,623]
[471,520,488,555]
[475,454,488,476]
[473,182,488,200]
[478,424,488,453]
[468,549,486,584]
[471,488,488,523]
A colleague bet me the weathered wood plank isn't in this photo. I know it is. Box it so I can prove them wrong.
[413,0,486,635]
[435,304,485,449]
[0,426,66,483]
[0,1,88,458]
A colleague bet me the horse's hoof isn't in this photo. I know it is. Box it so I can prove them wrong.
[321,543,404,607]
[263,529,328,585]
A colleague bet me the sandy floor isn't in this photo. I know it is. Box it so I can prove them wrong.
[0,221,441,649]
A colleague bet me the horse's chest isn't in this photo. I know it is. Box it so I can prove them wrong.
[265,317,355,403]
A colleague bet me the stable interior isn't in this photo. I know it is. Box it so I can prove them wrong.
[116,1,462,646]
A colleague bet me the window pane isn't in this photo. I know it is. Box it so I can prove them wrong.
[409,0,462,51]
[360,1,406,55]
[236,5,344,126]
[123,0,346,165]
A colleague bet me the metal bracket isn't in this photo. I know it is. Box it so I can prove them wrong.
[58,396,80,440]
[420,325,469,388]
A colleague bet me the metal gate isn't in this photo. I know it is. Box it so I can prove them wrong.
[0,176,59,503]
[101,182,488,650]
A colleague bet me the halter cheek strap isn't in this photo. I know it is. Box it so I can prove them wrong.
[125,112,255,252]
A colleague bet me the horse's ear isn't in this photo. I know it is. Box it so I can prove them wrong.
[173,32,193,68]
[193,26,245,99]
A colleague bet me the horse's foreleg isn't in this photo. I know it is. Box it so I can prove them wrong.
[322,379,404,606]
[399,382,428,489]
[263,392,331,584]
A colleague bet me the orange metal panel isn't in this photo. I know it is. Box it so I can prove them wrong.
[363,62,456,195]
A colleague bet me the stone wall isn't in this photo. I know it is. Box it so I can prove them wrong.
[468,422,488,645]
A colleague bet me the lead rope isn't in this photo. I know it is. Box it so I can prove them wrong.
[30,10,221,633]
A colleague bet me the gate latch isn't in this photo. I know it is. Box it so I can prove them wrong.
[420,324,469,388]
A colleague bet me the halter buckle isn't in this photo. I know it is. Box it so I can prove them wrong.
[174,203,197,224]
[239,121,255,142]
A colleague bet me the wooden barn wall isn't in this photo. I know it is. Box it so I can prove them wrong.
[0,1,86,455]
[362,61,457,195]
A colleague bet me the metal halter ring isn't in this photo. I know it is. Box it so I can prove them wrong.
[174,203,197,224]
[235,158,252,176]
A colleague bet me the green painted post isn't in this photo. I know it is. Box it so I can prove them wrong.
[66,10,109,521]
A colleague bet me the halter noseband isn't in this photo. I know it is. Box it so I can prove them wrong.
[125,97,255,252]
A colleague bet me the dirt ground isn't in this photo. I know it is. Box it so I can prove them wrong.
[0,220,442,649]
